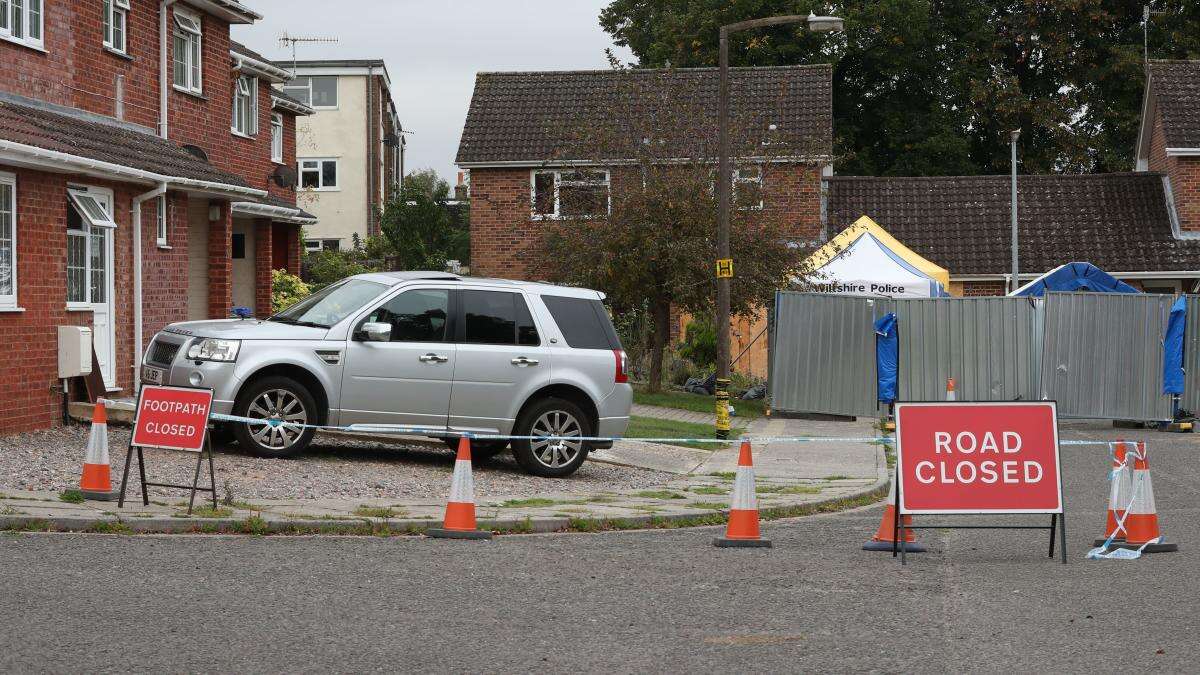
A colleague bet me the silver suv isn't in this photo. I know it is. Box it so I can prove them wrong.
[141,272,632,477]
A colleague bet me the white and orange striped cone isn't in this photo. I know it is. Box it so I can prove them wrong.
[945,378,956,401]
[713,440,771,548]
[427,436,493,540]
[80,399,118,501]
[863,468,925,552]
[1111,443,1177,553]
[1093,440,1132,546]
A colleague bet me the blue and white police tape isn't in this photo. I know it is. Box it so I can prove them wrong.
[1086,442,1159,560]
[209,412,1115,447]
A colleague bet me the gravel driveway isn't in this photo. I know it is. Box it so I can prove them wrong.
[0,424,673,501]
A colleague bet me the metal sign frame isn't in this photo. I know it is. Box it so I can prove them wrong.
[118,384,219,514]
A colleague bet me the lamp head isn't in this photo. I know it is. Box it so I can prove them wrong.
[806,12,845,32]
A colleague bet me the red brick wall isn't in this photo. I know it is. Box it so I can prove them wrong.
[0,167,190,433]
[1148,106,1200,232]
[468,163,824,279]
[254,219,273,316]
[207,202,232,319]
[140,190,189,347]
[960,281,1008,296]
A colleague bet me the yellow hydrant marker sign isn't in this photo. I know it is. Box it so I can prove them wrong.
[716,259,734,278]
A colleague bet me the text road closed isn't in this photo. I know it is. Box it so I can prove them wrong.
[131,385,213,452]
[896,402,1062,514]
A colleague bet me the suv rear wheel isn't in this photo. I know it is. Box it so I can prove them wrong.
[232,376,318,458]
[512,397,591,478]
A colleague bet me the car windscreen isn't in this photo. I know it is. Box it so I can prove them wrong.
[540,294,622,349]
[270,279,388,328]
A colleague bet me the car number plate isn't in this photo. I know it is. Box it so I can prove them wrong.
[143,366,165,385]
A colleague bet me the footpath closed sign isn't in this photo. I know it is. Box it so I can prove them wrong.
[895,401,1063,514]
[130,385,214,452]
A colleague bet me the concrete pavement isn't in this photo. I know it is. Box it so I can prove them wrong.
[0,422,1195,672]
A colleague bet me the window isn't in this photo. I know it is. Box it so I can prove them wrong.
[232,75,258,136]
[103,0,129,53]
[281,75,337,108]
[461,290,539,346]
[66,188,114,306]
[270,113,283,162]
[1,0,42,49]
[231,233,246,259]
[733,166,763,210]
[155,195,167,246]
[0,172,16,309]
[271,278,387,327]
[172,8,202,93]
[303,238,341,252]
[540,295,621,350]
[531,169,609,219]
[299,158,338,190]
[366,289,449,342]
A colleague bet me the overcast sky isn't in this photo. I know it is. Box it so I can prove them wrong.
[234,1,633,185]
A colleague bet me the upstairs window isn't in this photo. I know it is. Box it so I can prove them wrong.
[1,0,43,49]
[103,0,129,53]
[299,158,338,190]
[172,8,202,93]
[270,113,283,162]
[531,169,610,219]
[281,76,337,108]
[232,75,258,136]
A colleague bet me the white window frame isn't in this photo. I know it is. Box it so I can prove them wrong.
[1,0,43,50]
[156,195,168,247]
[103,0,129,54]
[65,187,115,310]
[298,158,339,191]
[270,113,283,162]
[733,166,764,210]
[172,7,203,94]
[232,75,258,136]
[0,171,17,310]
[281,75,338,109]
[530,169,611,220]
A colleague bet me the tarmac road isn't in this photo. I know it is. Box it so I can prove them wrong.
[1,423,1197,673]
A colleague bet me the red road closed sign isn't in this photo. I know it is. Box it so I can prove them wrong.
[895,401,1063,514]
[130,385,214,452]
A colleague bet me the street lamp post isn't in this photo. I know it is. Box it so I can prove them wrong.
[1010,129,1020,294]
[715,13,843,438]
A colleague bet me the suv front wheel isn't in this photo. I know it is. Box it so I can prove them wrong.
[512,398,592,478]
[232,376,318,458]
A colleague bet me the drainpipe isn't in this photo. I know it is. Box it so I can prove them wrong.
[132,182,169,390]
[366,66,376,237]
[159,0,177,138]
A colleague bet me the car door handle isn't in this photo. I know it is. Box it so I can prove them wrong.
[511,356,539,366]
[419,353,449,363]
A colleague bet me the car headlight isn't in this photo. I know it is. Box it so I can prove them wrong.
[186,338,241,362]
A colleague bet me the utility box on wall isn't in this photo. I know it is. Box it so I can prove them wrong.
[58,326,93,378]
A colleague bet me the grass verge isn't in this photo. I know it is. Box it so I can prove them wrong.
[632,385,767,419]
[625,416,731,450]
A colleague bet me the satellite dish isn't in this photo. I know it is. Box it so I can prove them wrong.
[272,165,297,188]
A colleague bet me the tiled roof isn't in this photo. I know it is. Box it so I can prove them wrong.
[456,65,833,165]
[1150,60,1200,149]
[825,173,1200,275]
[230,40,271,64]
[0,99,252,188]
[263,193,316,221]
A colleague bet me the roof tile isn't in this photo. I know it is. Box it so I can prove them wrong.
[1150,60,1200,149]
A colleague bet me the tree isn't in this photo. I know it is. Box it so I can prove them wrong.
[535,66,811,391]
[379,170,470,270]
[600,1,1200,176]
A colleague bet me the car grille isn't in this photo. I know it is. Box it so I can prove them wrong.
[147,339,181,367]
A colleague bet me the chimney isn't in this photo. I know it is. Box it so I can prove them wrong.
[454,171,469,200]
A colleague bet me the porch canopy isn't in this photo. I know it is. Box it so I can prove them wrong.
[1009,262,1140,297]
[804,215,950,298]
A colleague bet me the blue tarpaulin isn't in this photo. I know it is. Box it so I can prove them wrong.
[1009,262,1140,297]
[1163,296,1186,395]
[875,313,898,404]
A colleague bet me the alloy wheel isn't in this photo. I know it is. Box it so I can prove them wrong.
[245,388,308,450]
[529,410,583,468]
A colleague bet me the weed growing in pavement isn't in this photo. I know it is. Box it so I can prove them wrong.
[707,471,737,480]
[499,497,561,508]
[238,514,270,535]
[6,519,55,532]
[190,506,234,519]
[585,495,618,504]
[634,490,686,500]
[0,505,23,515]
[59,489,85,504]
[86,521,133,535]
[757,485,822,495]
[690,486,729,495]
[353,505,399,519]
[504,517,535,534]
[688,502,728,510]
[822,475,851,481]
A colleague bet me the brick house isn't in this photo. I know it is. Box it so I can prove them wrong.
[0,0,313,434]
[456,65,833,279]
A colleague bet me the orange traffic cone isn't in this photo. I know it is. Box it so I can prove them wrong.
[427,436,493,540]
[1093,440,1132,546]
[863,469,925,552]
[713,440,771,548]
[80,399,118,501]
[945,378,956,401]
[1112,443,1177,553]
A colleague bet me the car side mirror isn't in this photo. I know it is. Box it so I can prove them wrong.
[360,322,392,342]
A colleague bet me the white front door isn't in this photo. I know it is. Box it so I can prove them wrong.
[66,187,117,389]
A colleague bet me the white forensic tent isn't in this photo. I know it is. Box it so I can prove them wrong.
[803,215,950,298]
